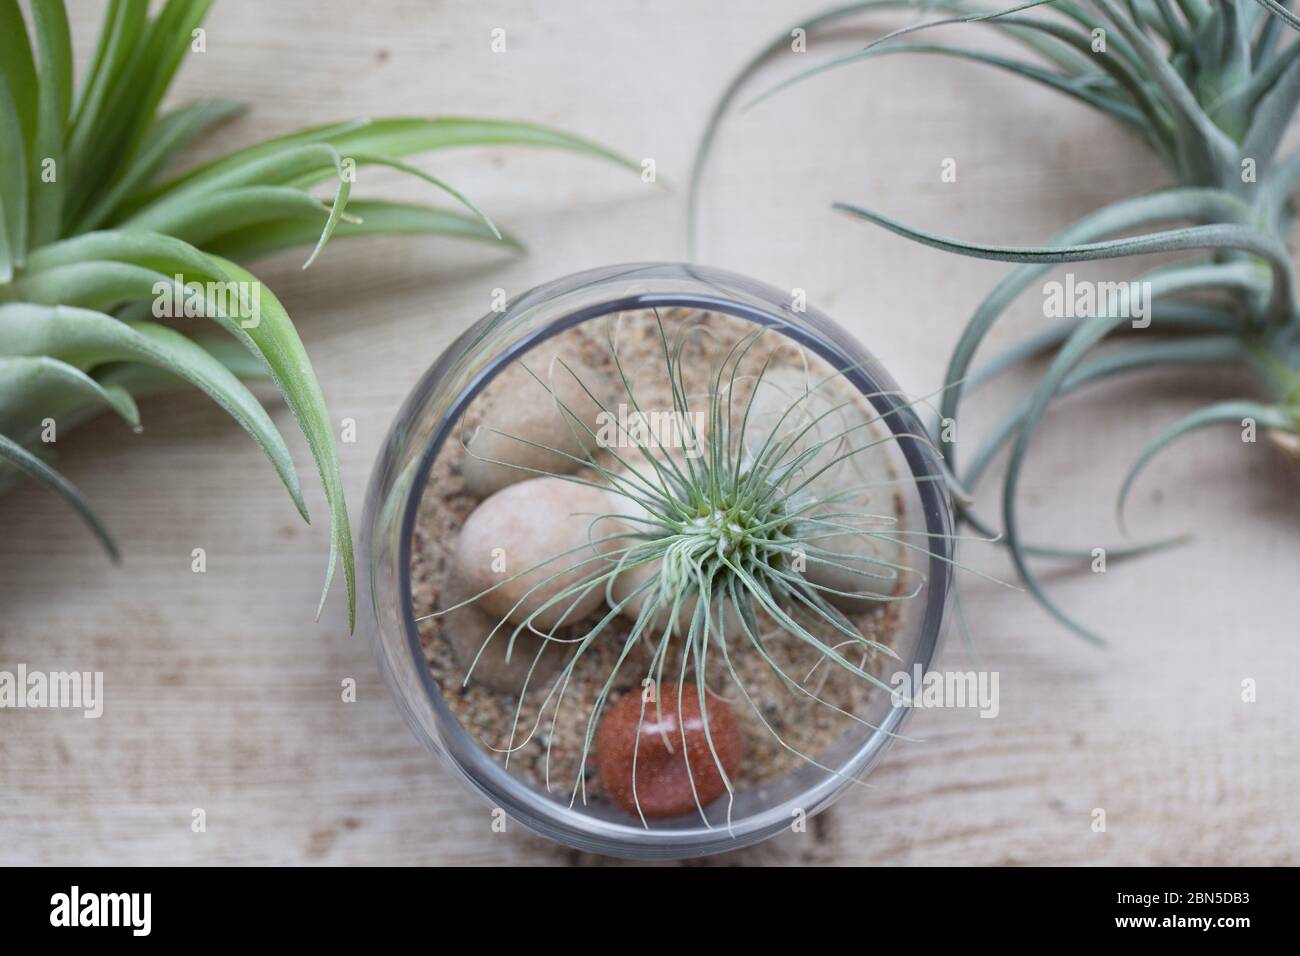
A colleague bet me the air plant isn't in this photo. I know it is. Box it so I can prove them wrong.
[431,315,957,826]
[692,0,1300,641]
[0,0,633,628]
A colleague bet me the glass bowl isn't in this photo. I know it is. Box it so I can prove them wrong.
[362,262,953,859]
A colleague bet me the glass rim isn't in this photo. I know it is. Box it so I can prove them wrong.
[390,262,953,857]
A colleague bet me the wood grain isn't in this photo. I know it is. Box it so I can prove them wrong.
[1,0,1297,866]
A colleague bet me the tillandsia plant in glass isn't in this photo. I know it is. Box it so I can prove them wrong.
[0,0,633,628]
[364,264,956,857]
[692,0,1300,641]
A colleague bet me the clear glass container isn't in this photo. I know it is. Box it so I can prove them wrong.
[362,262,953,859]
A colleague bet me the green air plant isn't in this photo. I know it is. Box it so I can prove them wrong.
[427,315,962,827]
[0,0,634,629]
[692,0,1300,641]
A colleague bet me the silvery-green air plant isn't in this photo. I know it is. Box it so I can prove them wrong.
[436,315,961,825]
[692,0,1300,641]
[0,0,633,628]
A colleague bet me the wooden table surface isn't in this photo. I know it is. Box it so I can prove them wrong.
[2,0,1297,866]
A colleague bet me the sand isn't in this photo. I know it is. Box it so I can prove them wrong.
[408,308,904,808]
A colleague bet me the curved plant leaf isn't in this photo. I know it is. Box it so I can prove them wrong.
[1253,0,1300,33]
[696,0,1300,648]
[28,0,72,248]
[0,59,29,272]
[0,432,119,561]
[996,264,1257,642]
[748,40,1148,129]
[0,301,307,522]
[929,187,1251,470]
[205,200,520,262]
[0,0,638,637]
[74,97,246,233]
[0,355,140,433]
[125,117,639,216]
[4,230,355,625]
[1117,400,1297,526]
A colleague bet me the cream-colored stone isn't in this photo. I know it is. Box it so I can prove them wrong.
[743,368,904,609]
[454,477,617,629]
[461,344,613,498]
[440,575,563,695]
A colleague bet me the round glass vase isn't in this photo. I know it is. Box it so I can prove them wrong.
[362,262,953,859]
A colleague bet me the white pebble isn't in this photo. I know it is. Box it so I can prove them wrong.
[743,367,904,609]
[462,344,613,498]
[453,476,617,630]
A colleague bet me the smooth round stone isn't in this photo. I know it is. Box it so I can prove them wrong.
[743,367,904,608]
[596,683,743,819]
[461,344,613,499]
[454,477,616,630]
[441,575,562,695]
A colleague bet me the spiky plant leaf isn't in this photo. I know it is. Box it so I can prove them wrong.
[693,0,1300,639]
[0,1,634,630]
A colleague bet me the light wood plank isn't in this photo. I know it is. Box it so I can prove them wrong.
[2,0,1296,865]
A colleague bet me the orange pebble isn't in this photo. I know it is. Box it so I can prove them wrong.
[596,683,743,819]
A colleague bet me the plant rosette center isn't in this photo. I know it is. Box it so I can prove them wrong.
[650,483,791,580]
